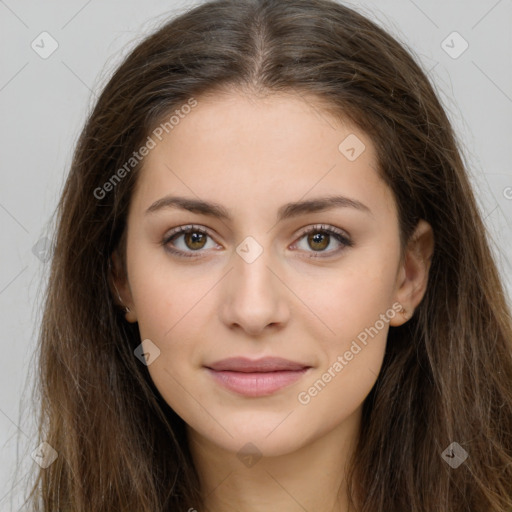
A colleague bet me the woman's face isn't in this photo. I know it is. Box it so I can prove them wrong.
[115,90,423,457]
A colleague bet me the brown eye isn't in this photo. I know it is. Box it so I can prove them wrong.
[163,225,218,258]
[293,225,353,258]
[183,231,207,250]
[307,232,330,251]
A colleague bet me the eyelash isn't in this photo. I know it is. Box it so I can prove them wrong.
[161,224,353,259]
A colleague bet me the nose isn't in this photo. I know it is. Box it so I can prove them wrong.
[219,245,290,336]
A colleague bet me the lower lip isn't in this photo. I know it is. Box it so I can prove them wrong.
[205,368,310,397]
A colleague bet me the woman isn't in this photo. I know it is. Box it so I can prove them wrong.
[26,0,512,510]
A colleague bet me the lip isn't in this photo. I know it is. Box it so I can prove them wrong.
[204,357,311,397]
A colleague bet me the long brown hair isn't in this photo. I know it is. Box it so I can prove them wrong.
[24,0,512,510]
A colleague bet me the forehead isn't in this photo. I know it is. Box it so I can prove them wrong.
[130,90,396,222]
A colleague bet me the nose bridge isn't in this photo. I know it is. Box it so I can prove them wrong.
[220,234,289,333]
[235,245,274,296]
[233,236,279,306]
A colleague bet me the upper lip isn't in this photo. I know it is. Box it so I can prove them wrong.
[205,357,310,373]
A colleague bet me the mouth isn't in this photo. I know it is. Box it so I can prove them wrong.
[204,357,312,397]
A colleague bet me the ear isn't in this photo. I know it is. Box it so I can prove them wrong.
[109,250,137,323]
[389,219,434,326]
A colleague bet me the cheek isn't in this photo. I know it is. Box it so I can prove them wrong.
[127,257,215,402]
[302,242,399,397]
[135,291,209,425]
[296,274,392,427]
[128,251,214,341]
[295,339,384,442]
[311,249,399,345]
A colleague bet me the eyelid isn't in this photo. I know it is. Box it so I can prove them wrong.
[163,224,213,240]
[294,223,351,243]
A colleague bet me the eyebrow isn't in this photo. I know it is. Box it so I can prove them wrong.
[145,194,372,221]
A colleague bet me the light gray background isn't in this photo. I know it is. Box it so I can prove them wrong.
[1,0,511,509]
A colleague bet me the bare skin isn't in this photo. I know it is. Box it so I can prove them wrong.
[112,89,434,512]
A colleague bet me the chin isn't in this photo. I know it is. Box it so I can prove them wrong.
[188,411,317,459]
[223,432,307,459]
